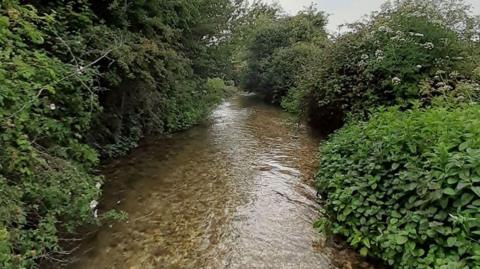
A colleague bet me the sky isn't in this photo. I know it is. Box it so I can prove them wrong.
[265,0,480,33]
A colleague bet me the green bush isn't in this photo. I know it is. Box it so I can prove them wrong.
[0,0,239,267]
[0,3,102,268]
[264,42,323,105]
[241,7,328,103]
[316,105,480,268]
[303,1,479,129]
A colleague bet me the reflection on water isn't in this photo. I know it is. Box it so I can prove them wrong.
[68,93,373,269]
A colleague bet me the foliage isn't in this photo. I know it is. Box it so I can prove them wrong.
[0,2,102,268]
[263,42,323,106]
[0,0,240,267]
[233,1,480,268]
[316,105,480,268]
[241,7,328,104]
[302,0,479,129]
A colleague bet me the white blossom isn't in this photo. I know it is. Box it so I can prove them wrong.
[422,42,434,50]
[379,26,392,33]
[93,209,98,218]
[375,50,384,57]
[390,35,405,42]
[392,77,402,85]
[411,11,425,17]
[90,200,98,210]
[49,104,56,110]
[416,65,422,69]
[77,66,85,74]
[96,182,102,189]
[361,54,369,60]
[450,71,459,77]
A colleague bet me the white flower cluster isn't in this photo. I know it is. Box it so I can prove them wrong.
[450,71,459,78]
[437,82,453,91]
[77,66,85,74]
[389,30,406,42]
[392,77,402,85]
[409,32,424,38]
[409,11,426,17]
[375,49,384,60]
[422,42,434,50]
[378,25,393,33]
[390,35,406,42]
[90,200,98,210]
[358,60,368,67]
[90,200,99,218]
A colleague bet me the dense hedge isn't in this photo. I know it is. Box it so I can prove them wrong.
[316,105,480,268]
[0,4,103,268]
[236,0,480,268]
[0,0,239,267]
[302,1,480,129]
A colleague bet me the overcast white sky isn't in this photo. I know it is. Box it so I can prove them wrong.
[266,0,480,32]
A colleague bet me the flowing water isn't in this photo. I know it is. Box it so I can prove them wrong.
[68,93,374,269]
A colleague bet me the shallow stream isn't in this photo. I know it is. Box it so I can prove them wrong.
[69,93,373,269]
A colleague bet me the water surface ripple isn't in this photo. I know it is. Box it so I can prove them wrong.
[69,93,371,269]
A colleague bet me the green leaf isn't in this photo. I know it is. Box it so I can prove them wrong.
[394,235,408,245]
[447,237,457,247]
[0,16,9,27]
[443,188,456,196]
[473,187,480,197]
[459,142,469,151]
[459,193,474,207]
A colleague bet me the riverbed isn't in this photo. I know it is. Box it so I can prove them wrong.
[68,93,372,269]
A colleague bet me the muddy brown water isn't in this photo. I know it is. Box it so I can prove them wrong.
[68,93,374,269]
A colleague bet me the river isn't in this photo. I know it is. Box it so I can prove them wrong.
[68,93,374,269]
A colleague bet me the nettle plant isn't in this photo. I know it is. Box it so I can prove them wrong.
[316,105,480,268]
[305,1,479,127]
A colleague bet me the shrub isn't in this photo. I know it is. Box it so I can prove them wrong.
[264,42,323,105]
[303,1,479,128]
[316,105,480,268]
[241,7,328,103]
[0,0,239,267]
[0,3,102,268]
